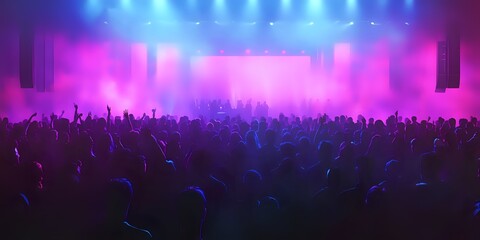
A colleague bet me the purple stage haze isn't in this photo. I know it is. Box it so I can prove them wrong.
[1,0,480,122]
[1,34,480,122]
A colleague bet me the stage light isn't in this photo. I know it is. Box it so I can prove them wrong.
[280,0,291,16]
[146,21,152,25]
[212,0,228,20]
[152,0,177,21]
[281,0,291,6]
[379,0,388,8]
[309,22,315,26]
[281,50,287,55]
[120,0,131,9]
[346,0,358,15]
[243,0,260,21]
[103,21,109,25]
[308,0,322,9]
[153,0,166,9]
[349,21,355,25]
[196,50,202,54]
[245,49,251,55]
[301,50,306,54]
[84,0,102,22]
[214,0,226,6]
[219,50,225,54]
[195,22,200,25]
[306,0,323,18]
[269,22,275,26]
[370,21,375,25]
[187,0,196,8]
[405,0,414,8]
[405,22,410,25]
[264,50,269,54]
[347,0,357,8]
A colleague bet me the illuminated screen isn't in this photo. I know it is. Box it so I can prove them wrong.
[190,56,312,115]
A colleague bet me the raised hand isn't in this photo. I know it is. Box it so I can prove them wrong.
[123,109,129,118]
[107,105,111,113]
[74,103,78,110]
[31,112,38,118]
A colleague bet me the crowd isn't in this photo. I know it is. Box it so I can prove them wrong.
[1,105,480,239]
[191,99,269,120]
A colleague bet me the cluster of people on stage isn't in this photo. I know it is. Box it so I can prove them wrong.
[192,99,269,120]
[1,106,480,239]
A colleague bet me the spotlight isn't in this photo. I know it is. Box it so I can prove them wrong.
[281,50,286,55]
[196,50,202,54]
[103,21,109,25]
[219,50,225,54]
[195,22,200,25]
[348,21,354,25]
[252,22,257,25]
[309,22,315,26]
[301,50,306,54]
[146,21,152,25]
[370,21,375,25]
[245,49,251,55]
[264,50,269,54]
[269,22,274,26]
[405,22,410,25]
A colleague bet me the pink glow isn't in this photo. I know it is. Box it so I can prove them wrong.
[131,43,147,84]
[190,56,312,116]
[2,33,480,121]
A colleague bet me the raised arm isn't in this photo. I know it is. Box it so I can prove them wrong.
[26,112,37,125]
[25,112,37,135]
[107,105,112,132]
[78,113,84,125]
[124,109,133,131]
[152,108,156,119]
[49,112,55,129]
[73,103,79,125]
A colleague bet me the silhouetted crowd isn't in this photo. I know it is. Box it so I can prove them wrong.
[1,106,480,240]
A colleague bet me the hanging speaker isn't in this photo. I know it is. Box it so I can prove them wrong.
[446,29,460,88]
[19,27,34,88]
[436,41,447,93]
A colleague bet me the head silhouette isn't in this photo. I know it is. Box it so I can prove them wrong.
[177,187,207,240]
[106,178,133,223]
